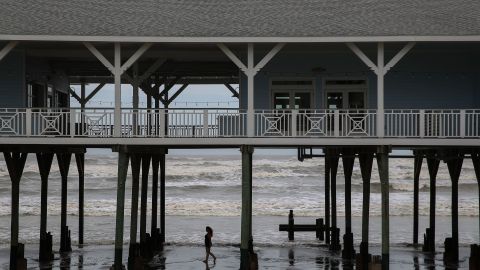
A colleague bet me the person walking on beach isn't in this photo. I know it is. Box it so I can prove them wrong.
[203,226,217,264]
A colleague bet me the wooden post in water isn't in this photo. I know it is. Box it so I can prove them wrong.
[424,156,440,253]
[160,153,166,244]
[324,151,331,244]
[377,146,390,270]
[359,152,374,266]
[413,152,423,246]
[329,152,340,251]
[128,154,142,268]
[342,150,355,259]
[140,154,151,255]
[444,153,463,263]
[57,152,72,253]
[75,153,85,247]
[37,152,54,262]
[112,149,129,269]
[240,145,254,270]
[4,152,28,270]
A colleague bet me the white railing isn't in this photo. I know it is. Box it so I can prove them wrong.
[0,108,478,139]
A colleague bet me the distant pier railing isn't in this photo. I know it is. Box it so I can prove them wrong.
[0,108,478,139]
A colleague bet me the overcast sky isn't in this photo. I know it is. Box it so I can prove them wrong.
[70,83,239,109]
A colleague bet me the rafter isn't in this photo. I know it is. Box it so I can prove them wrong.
[69,88,81,102]
[224,84,239,98]
[166,84,189,105]
[85,83,106,103]
[0,41,19,62]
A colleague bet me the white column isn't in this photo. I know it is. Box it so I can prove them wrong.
[218,43,284,138]
[377,43,385,138]
[247,43,255,137]
[114,43,122,137]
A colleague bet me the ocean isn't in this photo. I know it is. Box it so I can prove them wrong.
[0,149,478,267]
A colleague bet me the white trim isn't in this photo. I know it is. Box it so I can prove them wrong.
[2,35,480,43]
[0,137,479,147]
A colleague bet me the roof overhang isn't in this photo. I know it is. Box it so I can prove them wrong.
[2,35,480,43]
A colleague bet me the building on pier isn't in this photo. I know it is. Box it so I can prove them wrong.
[0,0,480,269]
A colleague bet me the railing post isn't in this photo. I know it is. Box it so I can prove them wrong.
[203,109,209,137]
[70,109,76,137]
[419,110,425,138]
[291,110,298,137]
[25,109,31,136]
[460,110,466,138]
[159,109,166,138]
[334,110,340,137]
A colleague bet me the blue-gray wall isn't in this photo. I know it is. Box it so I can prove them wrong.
[0,50,25,107]
[240,45,480,110]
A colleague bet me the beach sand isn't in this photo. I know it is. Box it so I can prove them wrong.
[0,243,472,269]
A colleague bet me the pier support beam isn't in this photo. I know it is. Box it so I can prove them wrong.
[128,154,142,269]
[412,153,423,246]
[240,145,254,270]
[37,152,54,262]
[112,149,129,270]
[57,153,72,253]
[75,153,85,247]
[472,152,480,243]
[140,154,151,257]
[424,156,440,253]
[160,153,166,245]
[358,152,374,268]
[444,153,463,263]
[5,152,28,270]
[342,150,355,259]
[329,152,341,251]
[151,154,160,250]
[376,146,390,270]
[324,152,331,244]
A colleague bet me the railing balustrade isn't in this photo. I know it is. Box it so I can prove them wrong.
[0,108,478,139]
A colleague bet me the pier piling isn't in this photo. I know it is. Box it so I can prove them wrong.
[128,154,142,268]
[377,146,390,270]
[4,152,28,270]
[240,145,254,270]
[324,152,331,245]
[444,153,463,263]
[75,153,85,247]
[413,152,423,246]
[57,152,72,253]
[342,150,355,259]
[112,150,129,270]
[472,152,480,243]
[151,154,160,249]
[36,152,54,262]
[329,152,341,251]
[140,154,151,257]
[358,152,374,268]
[160,153,166,245]
[424,155,439,253]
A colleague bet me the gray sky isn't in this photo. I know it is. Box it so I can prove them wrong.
[70,83,239,109]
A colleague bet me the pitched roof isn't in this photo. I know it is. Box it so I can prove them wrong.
[1,0,479,40]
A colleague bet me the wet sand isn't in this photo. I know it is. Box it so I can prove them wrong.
[0,243,472,269]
